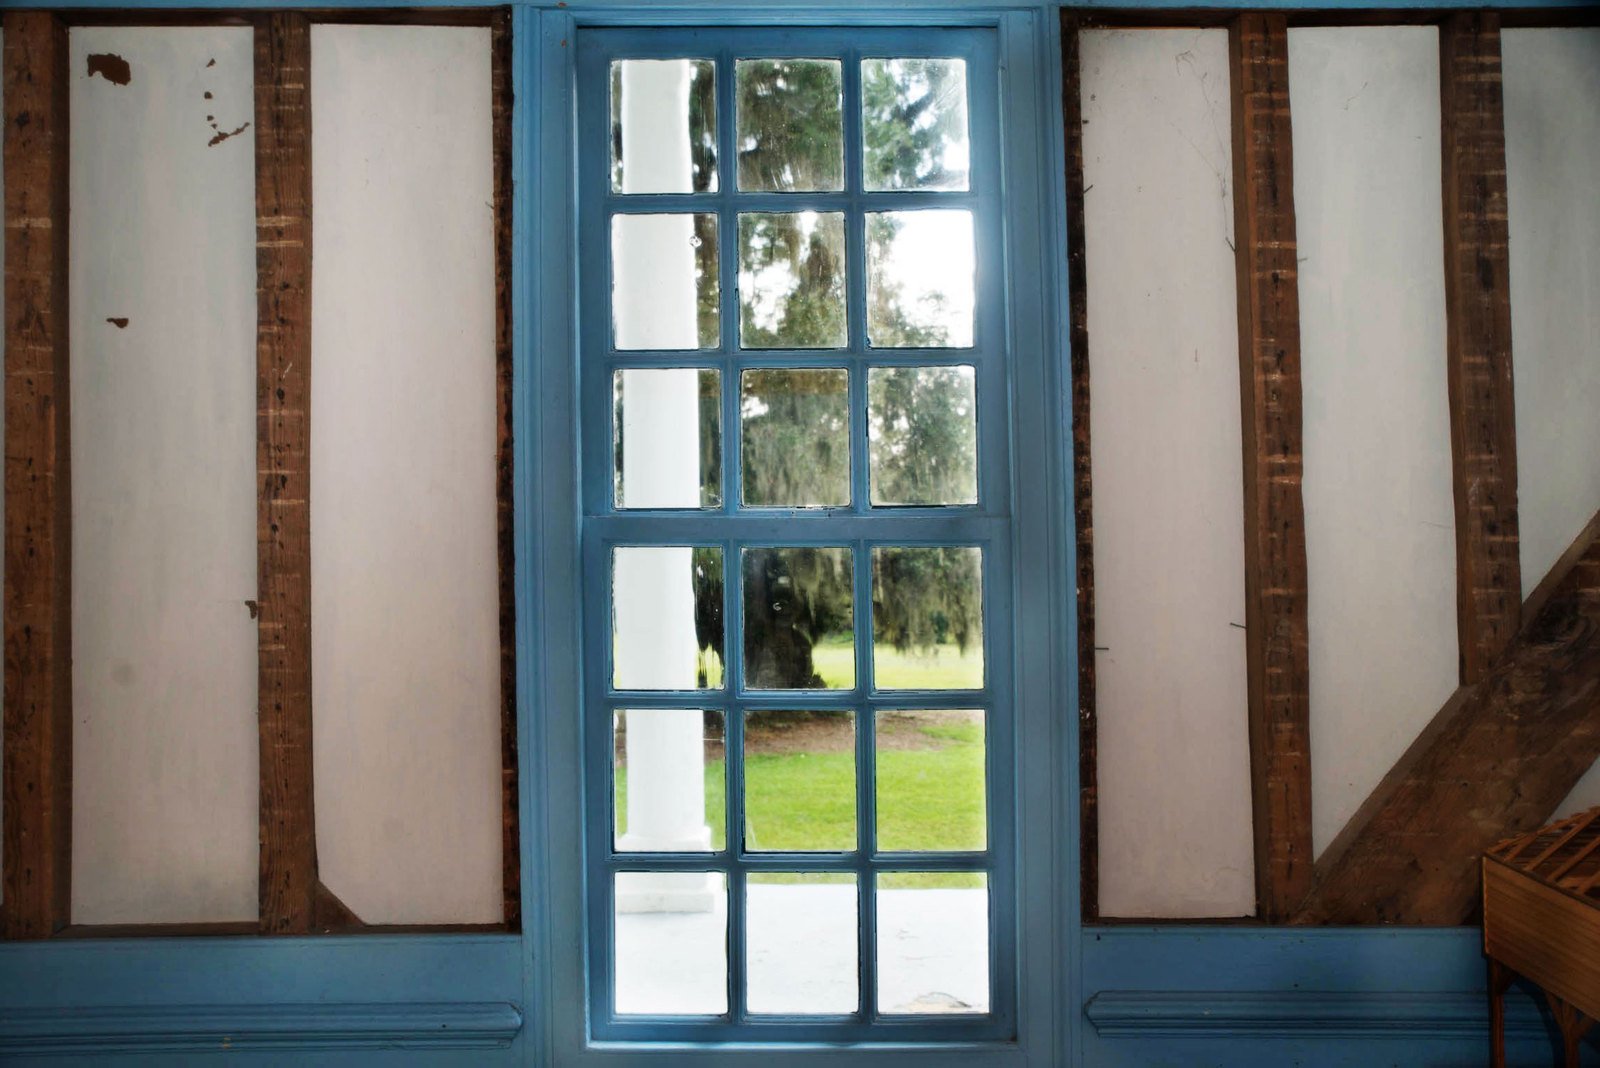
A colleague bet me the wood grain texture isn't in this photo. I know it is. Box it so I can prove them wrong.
[491,10,520,932]
[255,12,318,935]
[1484,859,1600,1024]
[1060,14,1097,924]
[1300,526,1600,924]
[2,11,72,941]
[1441,12,1521,685]
[1228,13,1313,922]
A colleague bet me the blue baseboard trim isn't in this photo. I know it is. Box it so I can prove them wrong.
[0,1001,525,1056]
[1085,989,1546,1039]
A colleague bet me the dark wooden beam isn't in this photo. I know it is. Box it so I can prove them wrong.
[2,11,72,941]
[1059,14,1098,924]
[1441,11,1521,686]
[255,11,318,936]
[1228,12,1314,922]
[311,879,363,933]
[490,9,520,932]
[1299,515,1600,925]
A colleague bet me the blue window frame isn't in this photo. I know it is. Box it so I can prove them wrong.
[576,24,1018,1044]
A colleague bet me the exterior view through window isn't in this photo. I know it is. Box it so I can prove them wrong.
[579,26,1013,1041]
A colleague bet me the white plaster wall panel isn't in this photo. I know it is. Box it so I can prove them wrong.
[310,25,501,925]
[1081,29,1255,918]
[1503,29,1600,598]
[1557,760,1600,822]
[69,27,259,924]
[1287,28,1459,859]
[1504,29,1600,824]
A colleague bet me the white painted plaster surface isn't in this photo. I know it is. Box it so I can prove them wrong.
[1288,28,1459,859]
[1081,29,1255,918]
[1503,29,1600,824]
[310,25,501,925]
[1504,29,1600,599]
[69,27,259,923]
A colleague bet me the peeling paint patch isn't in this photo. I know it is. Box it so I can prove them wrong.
[87,53,132,86]
[208,120,251,148]
[106,317,129,329]
[245,599,259,620]
[206,57,217,68]
[205,91,214,100]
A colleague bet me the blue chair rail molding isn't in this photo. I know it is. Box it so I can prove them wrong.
[1,1002,525,1056]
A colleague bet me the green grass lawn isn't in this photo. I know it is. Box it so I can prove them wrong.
[810,636,983,690]
[616,714,985,888]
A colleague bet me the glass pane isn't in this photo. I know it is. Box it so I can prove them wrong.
[876,872,988,1014]
[876,710,986,852]
[736,59,843,192]
[747,873,858,1014]
[740,368,850,507]
[614,709,725,852]
[868,365,977,506]
[867,210,974,348]
[615,870,728,1015]
[739,211,847,349]
[612,214,720,350]
[612,546,724,690]
[611,59,718,194]
[614,369,722,509]
[742,546,854,690]
[871,546,983,690]
[862,58,970,192]
[744,710,856,852]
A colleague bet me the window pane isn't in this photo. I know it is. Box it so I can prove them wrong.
[615,368,722,509]
[615,870,728,1015]
[862,58,969,191]
[747,873,858,1014]
[876,872,988,1014]
[868,365,977,506]
[736,59,843,192]
[612,546,725,690]
[867,210,974,348]
[871,546,983,690]
[611,59,718,194]
[742,546,854,690]
[876,710,986,852]
[612,213,720,350]
[614,709,725,852]
[741,368,850,507]
[744,710,856,852]
[739,211,847,349]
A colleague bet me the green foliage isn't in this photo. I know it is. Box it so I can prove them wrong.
[740,369,850,506]
[861,58,969,192]
[742,547,854,689]
[736,59,844,192]
[873,546,982,656]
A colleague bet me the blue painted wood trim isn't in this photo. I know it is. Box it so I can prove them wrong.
[1084,990,1549,1039]
[1077,927,1600,1067]
[36,1,1600,14]
[0,1002,524,1056]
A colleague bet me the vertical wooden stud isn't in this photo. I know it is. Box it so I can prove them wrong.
[1229,13,1314,921]
[1440,12,1520,684]
[1060,14,1097,924]
[491,11,520,931]
[1,11,72,941]
[255,11,317,935]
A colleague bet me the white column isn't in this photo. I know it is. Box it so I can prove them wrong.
[612,59,715,913]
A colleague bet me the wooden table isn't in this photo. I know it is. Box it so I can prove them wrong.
[1484,807,1600,1066]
